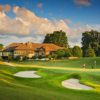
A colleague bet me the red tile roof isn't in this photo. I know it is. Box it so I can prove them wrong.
[1,42,64,52]
[0,43,21,52]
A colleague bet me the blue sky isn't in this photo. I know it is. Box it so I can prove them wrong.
[0,0,100,25]
[0,0,100,46]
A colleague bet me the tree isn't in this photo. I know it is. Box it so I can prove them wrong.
[92,42,99,56]
[64,48,73,57]
[8,56,13,61]
[46,54,52,59]
[72,46,82,57]
[56,49,65,58]
[98,46,100,56]
[52,54,58,59]
[82,30,100,56]
[14,56,20,61]
[43,30,69,47]
[0,44,3,50]
[84,45,96,57]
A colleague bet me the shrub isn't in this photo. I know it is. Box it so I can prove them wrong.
[64,49,73,57]
[72,46,82,57]
[23,56,27,61]
[38,55,43,59]
[0,56,2,61]
[14,56,20,61]
[8,56,13,61]
[84,45,96,57]
[52,54,58,59]
[46,54,52,59]
[32,56,37,59]
[56,49,65,58]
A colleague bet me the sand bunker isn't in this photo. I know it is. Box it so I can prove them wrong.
[14,71,41,78]
[62,78,94,90]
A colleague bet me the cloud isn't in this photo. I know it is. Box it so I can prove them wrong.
[73,22,82,27]
[0,4,11,12]
[37,3,43,8]
[69,41,82,47]
[0,5,99,47]
[69,24,92,38]
[64,19,72,24]
[0,5,92,38]
[0,35,43,47]
[12,6,70,35]
[74,0,91,6]
[0,11,30,35]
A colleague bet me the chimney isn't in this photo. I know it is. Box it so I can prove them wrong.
[26,41,33,48]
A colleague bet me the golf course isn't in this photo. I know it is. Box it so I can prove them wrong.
[0,57,100,100]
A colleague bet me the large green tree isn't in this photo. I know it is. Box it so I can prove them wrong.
[43,30,69,47]
[82,30,100,56]
[0,44,3,50]
[72,46,82,57]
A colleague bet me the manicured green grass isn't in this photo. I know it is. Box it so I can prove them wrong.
[0,57,100,100]
[17,57,100,69]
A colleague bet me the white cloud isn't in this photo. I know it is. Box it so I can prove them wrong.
[0,35,43,47]
[0,11,30,35]
[0,5,93,37]
[13,6,70,35]
[0,5,100,47]
[69,41,82,47]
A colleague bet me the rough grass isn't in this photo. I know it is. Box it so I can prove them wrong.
[0,57,100,100]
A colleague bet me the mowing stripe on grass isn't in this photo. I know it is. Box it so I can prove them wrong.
[3,62,100,72]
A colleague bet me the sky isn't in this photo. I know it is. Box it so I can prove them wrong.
[0,0,100,47]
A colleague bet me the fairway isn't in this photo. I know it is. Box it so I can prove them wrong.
[0,57,100,100]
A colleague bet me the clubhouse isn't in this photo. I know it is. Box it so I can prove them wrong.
[0,42,64,59]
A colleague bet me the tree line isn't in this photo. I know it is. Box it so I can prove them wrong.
[0,30,100,59]
[43,30,100,57]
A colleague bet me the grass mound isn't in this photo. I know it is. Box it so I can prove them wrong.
[0,57,100,100]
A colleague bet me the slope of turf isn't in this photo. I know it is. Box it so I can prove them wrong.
[0,57,100,100]
[16,57,100,69]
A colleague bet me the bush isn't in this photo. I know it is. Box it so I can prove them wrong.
[0,56,2,61]
[52,54,58,59]
[23,56,27,61]
[14,56,20,61]
[64,49,73,57]
[38,55,43,59]
[46,54,52,59]
[32,56,37,59]
[84,45,96,57]
[72,46,82,57]
[56,49,65,58]
[8,56,13,61]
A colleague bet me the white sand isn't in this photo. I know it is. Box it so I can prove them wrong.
[14,71,41,78]
[62,78,94,90]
